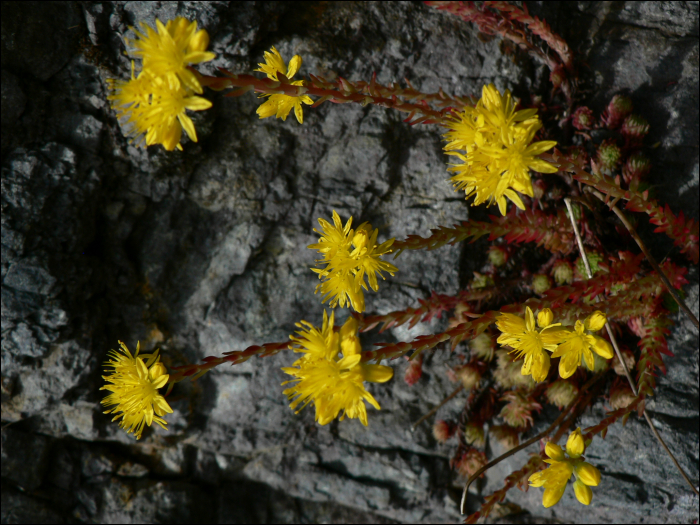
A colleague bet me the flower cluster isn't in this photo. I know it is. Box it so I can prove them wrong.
[100,341,173,440]
[282,312,393,426]
[107,17,215,151]
[496,307,613,382]
[255,46,313,123]
[309,210,398,313]
[444,84,558,215]
[529,428,602,507]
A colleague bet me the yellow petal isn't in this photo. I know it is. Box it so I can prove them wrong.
[575,462,601,486]
[558,348,579,379]
[590,335,614,359]
[362,364,394,383]
[542,486,566,508]
[287,54,302,79]
[573,479,592,505]
[545,442,565,461]
[294,101,304,124]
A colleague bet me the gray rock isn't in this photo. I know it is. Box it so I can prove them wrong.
[0,1,697,523]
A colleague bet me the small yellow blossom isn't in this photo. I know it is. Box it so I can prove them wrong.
[255,46,313,123]
[107,17,215,151]
[282,313,393,425]
[550,311,614,379]
[444,84,557,215]
[496,307,567,382]
[529,428,601,507]
[100,341,173,440]
[309,211,398,313]
[128,17,216,94]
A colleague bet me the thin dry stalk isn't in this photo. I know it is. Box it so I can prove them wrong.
[564,198,699,496]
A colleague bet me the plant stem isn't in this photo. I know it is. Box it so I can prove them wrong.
[564,198,699,496]
[459,372,603,514]
[586,189,699,330]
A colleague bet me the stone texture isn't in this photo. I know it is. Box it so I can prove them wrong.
[1,1,697,523]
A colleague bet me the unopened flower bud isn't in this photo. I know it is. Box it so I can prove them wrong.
[545,442,565,461]
[596,138,622,174]
[572,106,594,130]
[543,487,566,508]
[464,422,485,447]
[149,362,168,381]
[404,355,423,386]
[566,427,585,458]
[604,94,633,129]
[621,114,649,142]
[609,383,636,410]
[433,419,456,443]
[456,364,482,390]
[613,348,635,376]
[532,178,546,200]
[470,332,494,361]
[472,272,494,289]
[490,424,519,451]
[537,308,554,327]
[488,245,509,267]
[575,462,601,486]
[552,260,573,285]
[622,151,651,185]
[532,274,552,294]
[455,448,487,478]
[573,479,593,505]
[546,380,579,409]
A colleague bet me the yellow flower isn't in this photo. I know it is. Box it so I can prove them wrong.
[128,17,216,94]
[255,46,313,123]
[550,311,614,379]
[107,17,215,151]
[529,428,601,507]
[308,211,398,313]
[282,314,393,425]
[100,341,173,440]
[495,307,567,382]
[444,84,557,215]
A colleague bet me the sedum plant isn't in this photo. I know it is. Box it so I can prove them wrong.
[101,5,698,521]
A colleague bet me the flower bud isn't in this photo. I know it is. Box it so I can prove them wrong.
[573,479,593,505]
[470,332,494,361]
[488,245,509,267]
[572,106,594,130]
[545,442,565,461]
[149,362,168,381]
[621,114,649,142]
[464,422,485,447]
[604,94,633,129]
[575,462,601,486]
[537,308,554,327]
[532,274,552,294]
[471,271,494,289]
[596,138,622,174]
[622,151,651,185]
[456,364,482,390]
[432,419,455,443]
[546,379,579,409]
[455,448,487,478]
[584,311,607,332]
[489,424,519,451]
[609,382,636,410]
[566,427,585,458]
[613,348,635,376]
[404,355,423,386]
[552,260,573,285]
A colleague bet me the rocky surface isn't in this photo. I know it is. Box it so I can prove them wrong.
[1,1,697,523]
